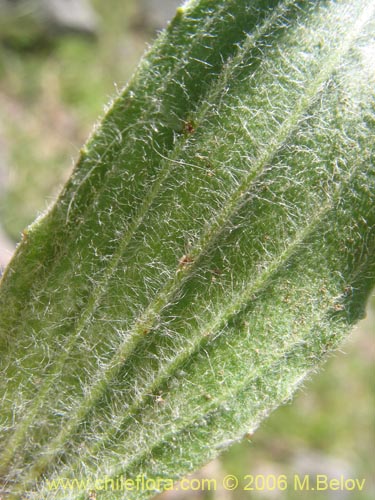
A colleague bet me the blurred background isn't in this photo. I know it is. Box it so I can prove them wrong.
[0,1,373,499]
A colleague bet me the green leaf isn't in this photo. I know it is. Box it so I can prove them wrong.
[0,0,374,498]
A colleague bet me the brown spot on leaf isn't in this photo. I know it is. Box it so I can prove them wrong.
[183,120,195,134]
[179,254,194,267]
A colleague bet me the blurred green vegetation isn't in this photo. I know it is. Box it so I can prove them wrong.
[0,1,373,498]
[0,0,144,240]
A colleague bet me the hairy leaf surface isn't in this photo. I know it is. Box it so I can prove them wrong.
[0,0,374,498]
